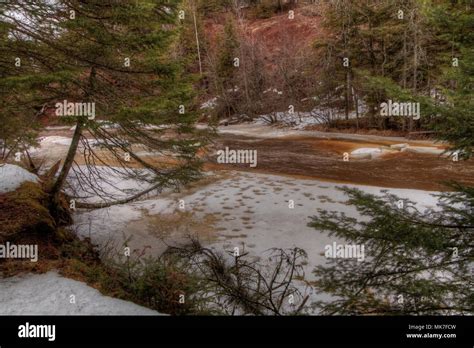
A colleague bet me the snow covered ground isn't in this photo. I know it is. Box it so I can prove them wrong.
[0,272,162,315]
[0,164,39,194]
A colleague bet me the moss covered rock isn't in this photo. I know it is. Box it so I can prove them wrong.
[0,181,56,241]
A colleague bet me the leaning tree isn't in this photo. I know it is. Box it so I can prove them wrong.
[0,0,209,222]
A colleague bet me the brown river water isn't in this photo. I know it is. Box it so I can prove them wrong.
[207,134,474,191]
[38,128,474,192]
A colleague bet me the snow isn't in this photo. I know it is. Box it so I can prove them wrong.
[66,165,157,204]
[200,97,218,110]
[217,124,447,158]
[33,136,104,148]
[166,172,438,274]
[73,171,439,277]
[0,164,39,194]
[71,170,440,313]
[27,136,114,173]
[218,123,303,138]
[263,88,283,95]
[45,126,71,131]
[44,136,72,147]
[351,148,382,155]
[390,143,409,150]
[254,104,369,130]
[74,199,173,253]
[350,147,383,159]
[350,145,448,158]
[143,124,172,130]
[0,272,163,315]
[402,146,445,155]
[255,111,322,129]
[69,121,121,131]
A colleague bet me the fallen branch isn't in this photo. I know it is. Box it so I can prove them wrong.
[75,181,164,209]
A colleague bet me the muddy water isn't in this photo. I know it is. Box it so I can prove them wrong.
[37,128,474,191]
[209,134,474,191]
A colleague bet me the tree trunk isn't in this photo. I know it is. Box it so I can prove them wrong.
[50,119,83,198]
[192,5,202,76]
[402,28,407,89]
[345,69,351,120]
[50,67,96,198]
[412,11,419,92]
[352,86,359,130]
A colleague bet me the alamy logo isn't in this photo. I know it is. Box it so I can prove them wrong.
[55,100,95,120]
[324,242,365,262]
[380,100,420,120]
[18,322,55,341]
[0,242,38,262]
[217,147,257,168]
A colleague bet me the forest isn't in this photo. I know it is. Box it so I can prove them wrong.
[0,0,472,317]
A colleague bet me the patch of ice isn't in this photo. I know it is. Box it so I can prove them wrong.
[74,197,175,254]
[45,126,71,130]
[390,143,409,150]
[0,164,39,194]
[72,171,441,313]
[48,136,72,146]
[351,148,382,155]
[401,146,445,155]
[143,124,172,130]
[74,171,439,272]
[66,165,155,204]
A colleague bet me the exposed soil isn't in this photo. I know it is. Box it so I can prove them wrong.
[203,8,323,70]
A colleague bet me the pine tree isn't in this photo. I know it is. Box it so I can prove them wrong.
[0,4,45,162]
[315,0,438,130]
[217,19,240,89]
[309,0,473,316]
[1,1,207,214]
[428,0,474,157]
[309,185,473,315]
[177,0,208,76]
[213,18,240,119]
